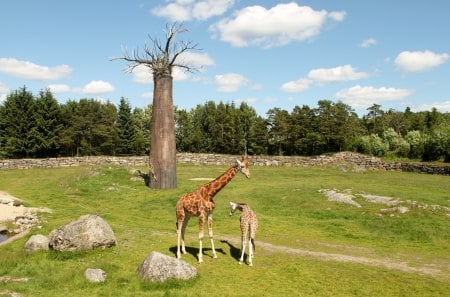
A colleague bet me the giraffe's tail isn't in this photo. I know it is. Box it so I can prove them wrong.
[251,238,256,251]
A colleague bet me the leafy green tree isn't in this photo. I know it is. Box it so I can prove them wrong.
[422,124,450,161]
[356,134,388,157]
[0,86,37,158]
[60,99,119,156]
[247,115,268,155]
[363,103,386,135]
[290,105,315,155]
[93,101,119,155]
[405,130,425,159]
[267,108,291,155]
[132,105,151,155]
[382,128,410,158]
[59,100,79,156]
[316,100,362,153]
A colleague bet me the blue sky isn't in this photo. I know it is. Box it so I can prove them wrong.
[1,0,449,116]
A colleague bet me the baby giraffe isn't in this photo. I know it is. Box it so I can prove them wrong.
[229,201,258,266]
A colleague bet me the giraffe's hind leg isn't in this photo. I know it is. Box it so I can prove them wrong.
[239,233,247,264]
[248,238,254,266]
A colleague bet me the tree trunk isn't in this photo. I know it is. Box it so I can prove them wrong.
[150,75,177,189]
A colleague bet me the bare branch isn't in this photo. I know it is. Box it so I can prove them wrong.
[112,23,201,77]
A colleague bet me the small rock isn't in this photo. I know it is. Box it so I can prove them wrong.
[85,268,106,283]
[24,234,49,252]
[0,225,7,234]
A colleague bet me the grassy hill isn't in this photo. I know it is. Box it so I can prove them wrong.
[0,164,449,296]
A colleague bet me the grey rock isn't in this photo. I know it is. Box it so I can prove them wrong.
[85,268,106,283]
[48,215,116,252]
[24,234,49,252]
[137,251,197,282]
[0,225,7,234]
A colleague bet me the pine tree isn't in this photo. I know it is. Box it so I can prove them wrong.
[117,97,135,155]
[0,86,37,158]
[30,89,63,157]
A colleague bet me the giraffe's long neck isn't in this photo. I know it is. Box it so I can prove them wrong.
[204,165,238,198]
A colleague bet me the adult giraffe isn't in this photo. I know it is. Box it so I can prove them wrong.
[175,155,250,263]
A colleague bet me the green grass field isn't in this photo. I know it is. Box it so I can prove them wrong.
[0,163,449,296]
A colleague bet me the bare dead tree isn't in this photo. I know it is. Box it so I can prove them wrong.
[113,23,200,189]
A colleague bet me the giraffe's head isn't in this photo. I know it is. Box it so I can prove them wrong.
[236,155,250,178]
[229,201,240,216]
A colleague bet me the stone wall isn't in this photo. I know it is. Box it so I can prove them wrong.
[0,152,449,175]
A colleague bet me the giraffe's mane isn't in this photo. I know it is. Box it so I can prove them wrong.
[203,164,237,186]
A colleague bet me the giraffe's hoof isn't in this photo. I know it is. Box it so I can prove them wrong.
[238,261,243,265]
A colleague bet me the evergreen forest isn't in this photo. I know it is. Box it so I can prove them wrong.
[1,87,449,162]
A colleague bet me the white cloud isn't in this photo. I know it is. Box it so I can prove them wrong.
[328,11,347,22]
[414,100,450,112]
[335,85,413,109]
[0,58,72,80]
[360,38,377,48]
[176,52,215,71]
[0,82,10,103]
[81,80,115,94]
[307,65,368,84]
[215,73,248,92]
[132,65,153,84]
[281,78,312,93]
[47,84,71,93]
[395,50,449,73]
[233,97,258,105]
[152,0,234,21]
[193,0,235,20]
[210,3,346,47]
[264,96,278,103]
[281,64,367,93]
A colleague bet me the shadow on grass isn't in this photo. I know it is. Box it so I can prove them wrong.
[168,246,226,260]
[220,240,241,262]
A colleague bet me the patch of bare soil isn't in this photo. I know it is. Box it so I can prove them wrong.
[0,191,51,246]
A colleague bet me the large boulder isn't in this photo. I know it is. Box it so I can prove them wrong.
[137,251,197,282]
[48,215,116,252]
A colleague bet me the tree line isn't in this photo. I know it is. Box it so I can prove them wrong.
[1,86,449,162]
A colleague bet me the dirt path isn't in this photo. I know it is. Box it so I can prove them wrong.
[154,230,447,278]
[216,234,447,278]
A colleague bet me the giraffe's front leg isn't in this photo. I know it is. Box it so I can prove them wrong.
[181,218,189,255]
[207,214,218,259]
[176,221,182,259]
[198,216,205,263]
